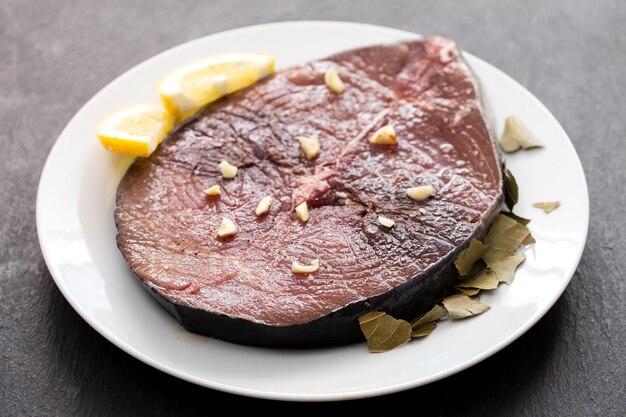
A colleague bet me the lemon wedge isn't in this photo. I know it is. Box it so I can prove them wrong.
[158,53,275,119]
[96,103,174,157]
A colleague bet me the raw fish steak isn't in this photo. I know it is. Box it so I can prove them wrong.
[115,37,503,346]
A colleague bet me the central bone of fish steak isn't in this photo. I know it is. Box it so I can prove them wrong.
[115,37,503,346]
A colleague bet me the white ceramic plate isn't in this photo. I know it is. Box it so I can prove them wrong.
[37,21,588,401]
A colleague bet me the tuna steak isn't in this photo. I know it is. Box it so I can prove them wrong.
[115,38,503,347]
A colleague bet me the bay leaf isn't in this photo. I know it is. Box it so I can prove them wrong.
[455,287,480,296]
[442,294,490,319]
[488,252,526,284]
[411,304,447,329]
[454,239,489,276]
[504,168,519,210]
[503,211,531,226]
[457,269,499,290]
[522,233,536,245]
[483,214,530,263]
[533,201,560,214]
[411,322,437,338]
[498,115,544,152]
[358,311,412,353]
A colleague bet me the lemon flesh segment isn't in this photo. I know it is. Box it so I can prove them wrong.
[158,53,275,119]
[96,103,174,157]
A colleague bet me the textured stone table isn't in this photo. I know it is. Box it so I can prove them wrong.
[1,0,625,415]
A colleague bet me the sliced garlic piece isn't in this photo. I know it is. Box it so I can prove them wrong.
[298,136,320,160]
[203,185,221,196]
[295,201,309,222]
[407,185,436,201]
[217,218,237,237]
[378,216,395,228]
[499,115,543,152]
[255,196,273,216]
[324,69,345,93]
[369,125,397,145]
[218,160,238,179]
[292,259,320,274]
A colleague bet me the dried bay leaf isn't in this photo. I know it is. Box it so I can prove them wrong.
[455,287,480,296]
[454,239,489,276]
[411,322,437,338]
[442,295,490,319]
[411,305,447,329]
[498,115,544,152]
[489,253,526,284]
[483,214,530,263]
[457,269,499,290]
[503,211,531,226]
[358,311,412,352]
[504,167,519,210]
[522,233,536,245]
[533,201,560,214]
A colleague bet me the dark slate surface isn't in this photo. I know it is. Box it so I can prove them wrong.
[1,0,625,415]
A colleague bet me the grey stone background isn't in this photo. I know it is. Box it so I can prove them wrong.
[1,0,625,415]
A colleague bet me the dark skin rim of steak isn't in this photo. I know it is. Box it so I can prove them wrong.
[115,37,503,327]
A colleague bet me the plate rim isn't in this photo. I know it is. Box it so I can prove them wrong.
[36,20,589,401]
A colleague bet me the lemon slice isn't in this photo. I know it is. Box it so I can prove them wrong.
[158,53,275,119]
[96,103,174,157]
